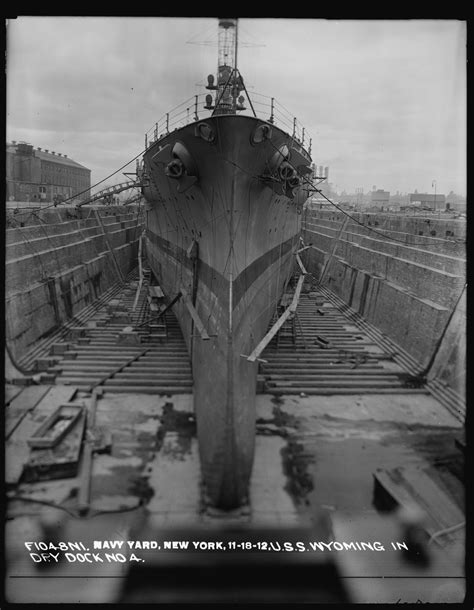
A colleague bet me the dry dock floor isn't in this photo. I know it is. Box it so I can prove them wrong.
[4,275,465,604]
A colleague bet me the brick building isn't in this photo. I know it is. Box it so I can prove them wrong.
[409,192,446,210]
[371,189,390,207]
[6,141,91,204]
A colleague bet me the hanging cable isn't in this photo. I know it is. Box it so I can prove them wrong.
[265,138,466,248]
[304,183,466,247]
[10,145,149,218]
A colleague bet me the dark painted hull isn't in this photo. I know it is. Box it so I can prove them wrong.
[142,115,310,508]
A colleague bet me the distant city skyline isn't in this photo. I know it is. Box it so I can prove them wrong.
[6,18,466,197]
[330,185,463,197]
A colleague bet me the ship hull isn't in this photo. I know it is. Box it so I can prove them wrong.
[142,115,310,508]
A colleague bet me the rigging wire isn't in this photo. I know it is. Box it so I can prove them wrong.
[265,138,466,248]
[9,146,148,218]
[304,182,466,248]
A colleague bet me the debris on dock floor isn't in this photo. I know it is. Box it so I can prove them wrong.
[4,269,465,604]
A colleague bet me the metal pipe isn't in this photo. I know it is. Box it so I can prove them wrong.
[239,72,257,118]
[234,18,239,75]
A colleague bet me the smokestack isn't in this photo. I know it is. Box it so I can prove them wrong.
[318,165,323,177]
[324,166,329,179]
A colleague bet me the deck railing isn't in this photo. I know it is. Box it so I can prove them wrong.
[144,92,313,155]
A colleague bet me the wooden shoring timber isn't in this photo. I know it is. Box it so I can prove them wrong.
[296,245,320,254]
[180,287,210,340]
[318,214,350,286]
[246,274,306,363]
[134,291,182,329]
[295,252,308,275]
[132,230,146,312]
[77,388,101,515]
[94,209,125,283]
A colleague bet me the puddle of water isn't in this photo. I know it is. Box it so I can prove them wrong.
[155,402,196,457]
[280,439,315,506]
[305,437,421,514]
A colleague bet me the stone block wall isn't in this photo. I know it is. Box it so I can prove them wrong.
[5,205,143,360]
[302,209,466,375]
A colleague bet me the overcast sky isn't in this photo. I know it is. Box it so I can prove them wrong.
[6,17,466,196]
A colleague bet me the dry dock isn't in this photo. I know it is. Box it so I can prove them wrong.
[4,205,465,603]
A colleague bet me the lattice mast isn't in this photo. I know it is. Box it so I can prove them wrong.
[205,18,246,115]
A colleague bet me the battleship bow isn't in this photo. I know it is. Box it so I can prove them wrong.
[139,18,313,508]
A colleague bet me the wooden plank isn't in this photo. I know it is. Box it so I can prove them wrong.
[289,274,306,312]
[94,209,125,282]
[27,404,84,448]
[247,309,293,363]
[135,292,182,329]
[5,386,78,485]
[5,384,23,406]
[77,390,99,515]
[318,214,350,286]
[36,386,78,411]
[5,385,51,439]
[295,253,308,275]
[180,287,210,340]
[374,467,464,539]
[375,470,412,504]
[22,411,87,483]
[400,466,464,532]
[148,285,164,298]
[132,232,143,312]
[247,275,305,362]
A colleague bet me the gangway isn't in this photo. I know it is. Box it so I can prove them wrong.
[123,193,144,206]
[77,180,142,207]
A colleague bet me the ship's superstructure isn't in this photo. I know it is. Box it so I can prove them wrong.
[139,18,313,508]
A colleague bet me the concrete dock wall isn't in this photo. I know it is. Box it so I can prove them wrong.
[5,205,143,360]
[427,286,466,400]
[302,209,466,393]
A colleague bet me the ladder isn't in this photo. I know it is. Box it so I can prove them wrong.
[274,284,306,351]
[147,284,168,340]
[276,311,297,348]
